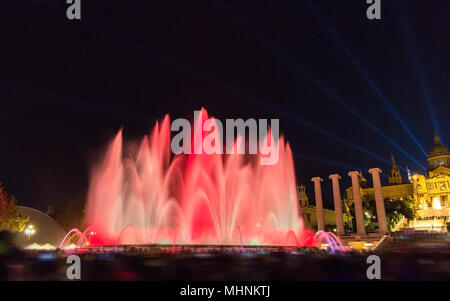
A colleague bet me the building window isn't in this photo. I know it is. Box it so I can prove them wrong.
[303,214,311,224]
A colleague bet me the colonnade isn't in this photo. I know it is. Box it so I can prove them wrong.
[310,169,388,236]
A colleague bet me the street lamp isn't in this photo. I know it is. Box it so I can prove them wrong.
[24,225,36,240]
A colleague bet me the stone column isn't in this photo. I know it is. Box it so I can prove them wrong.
[348,171,366,236]
[369,168,388,234]
[311,177,325,231]
[297,186,303,220]
[329,174,345,236]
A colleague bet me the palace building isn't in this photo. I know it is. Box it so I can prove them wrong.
[411,134,450,225]
[297,133,449,235]
[345,133,450,231]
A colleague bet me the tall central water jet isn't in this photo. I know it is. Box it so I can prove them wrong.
[84,109,306,246]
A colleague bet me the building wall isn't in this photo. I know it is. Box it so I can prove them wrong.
[412,166,450,218]
[301,206,337,229]
[297,184,342,230]
[345,183,414,203]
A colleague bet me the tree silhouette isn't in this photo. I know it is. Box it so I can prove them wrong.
[55,196,86,232]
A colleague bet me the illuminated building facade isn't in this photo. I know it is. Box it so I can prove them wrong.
[297,133,449,235]
[411,134,450,225]
[345,133,450,231]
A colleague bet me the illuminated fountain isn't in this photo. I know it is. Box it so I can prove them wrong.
[60,109,345,251]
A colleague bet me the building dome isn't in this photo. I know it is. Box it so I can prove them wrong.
[428,134,449,157]
[14,206,66,248]
[427,133,450,170]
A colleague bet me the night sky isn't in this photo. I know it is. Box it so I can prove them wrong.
[0,0,448,211]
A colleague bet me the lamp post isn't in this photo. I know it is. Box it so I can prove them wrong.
[24,225,36,240]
